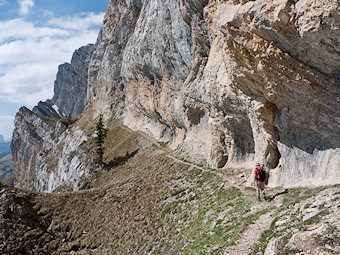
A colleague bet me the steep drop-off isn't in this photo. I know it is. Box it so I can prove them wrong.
[12,0,340,192]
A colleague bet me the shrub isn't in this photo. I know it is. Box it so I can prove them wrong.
[95,115,107,164]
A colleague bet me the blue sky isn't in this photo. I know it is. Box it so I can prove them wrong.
[0,0,109,140]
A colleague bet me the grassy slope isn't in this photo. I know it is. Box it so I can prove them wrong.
[1,118,339,255]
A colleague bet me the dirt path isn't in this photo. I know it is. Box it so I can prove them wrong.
[225,209,273,255]
[167,155,229,181]
[167,155,205,170]
[167,154,285,255]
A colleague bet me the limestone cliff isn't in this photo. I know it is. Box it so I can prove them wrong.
[12,0,340,191]
[89,0,340,187]
[12,44,95,191]
[33,44,94,119]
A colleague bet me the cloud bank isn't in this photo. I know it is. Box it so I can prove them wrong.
[0,12,104,106]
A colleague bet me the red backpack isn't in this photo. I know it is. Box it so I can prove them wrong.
[256,167,266,182]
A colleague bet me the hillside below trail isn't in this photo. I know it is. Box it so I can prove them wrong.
[1,124,339,255]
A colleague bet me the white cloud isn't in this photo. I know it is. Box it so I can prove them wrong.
[0,19,69,44]
[43,9,53,16]
[0,0,7,6]
[49,12,105,31]
[0,63,56,105]
[0,12,104,107]
[18,0,34,15]
[0,116,14,140]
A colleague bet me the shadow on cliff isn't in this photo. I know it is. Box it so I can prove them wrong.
[104,149,139,170]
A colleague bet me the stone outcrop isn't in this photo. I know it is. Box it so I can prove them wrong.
[52,44,95,116]
[32,100,61,119]
[33,44,94,119]
[12,107,61,190]
[11,0,340,191]
[12,106,95,192]
[12,44,95,191]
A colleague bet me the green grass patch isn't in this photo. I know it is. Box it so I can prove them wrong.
[157,141,169,148]
[283,248,301,255]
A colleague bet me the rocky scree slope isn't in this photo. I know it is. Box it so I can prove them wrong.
[11,0,340,193]
[1,126,340,254]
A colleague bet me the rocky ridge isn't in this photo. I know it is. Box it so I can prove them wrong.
[33,44,94,119]
[12,44,95,191]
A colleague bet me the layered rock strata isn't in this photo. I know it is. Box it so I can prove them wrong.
[12,0,340,191]
[88,0,340,187]
[12,44,95,191]
[33,44,94,118]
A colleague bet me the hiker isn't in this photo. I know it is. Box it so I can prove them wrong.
[254,163,266,202]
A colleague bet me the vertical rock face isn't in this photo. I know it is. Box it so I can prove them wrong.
[11,0,340,191]
[53,44,95,116]
[88,0,212,158]
[89,0,339,187]
[200,0,340,186]
[87,0,143,116]
[12,44,95,191]
[35,125,91,192]
[12,108,93,192]
[11,107,55,190]
[33,44,94,119]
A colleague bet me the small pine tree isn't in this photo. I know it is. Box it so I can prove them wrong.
[94,115,107,163]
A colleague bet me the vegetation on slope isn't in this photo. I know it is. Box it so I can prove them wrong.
[1,121,339,255]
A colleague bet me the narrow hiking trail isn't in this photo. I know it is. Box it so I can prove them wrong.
[167,154,284,255]
[225,209,274,255]
[167,155,207,173]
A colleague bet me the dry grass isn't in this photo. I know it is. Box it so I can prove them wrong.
[2,117,340,255]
